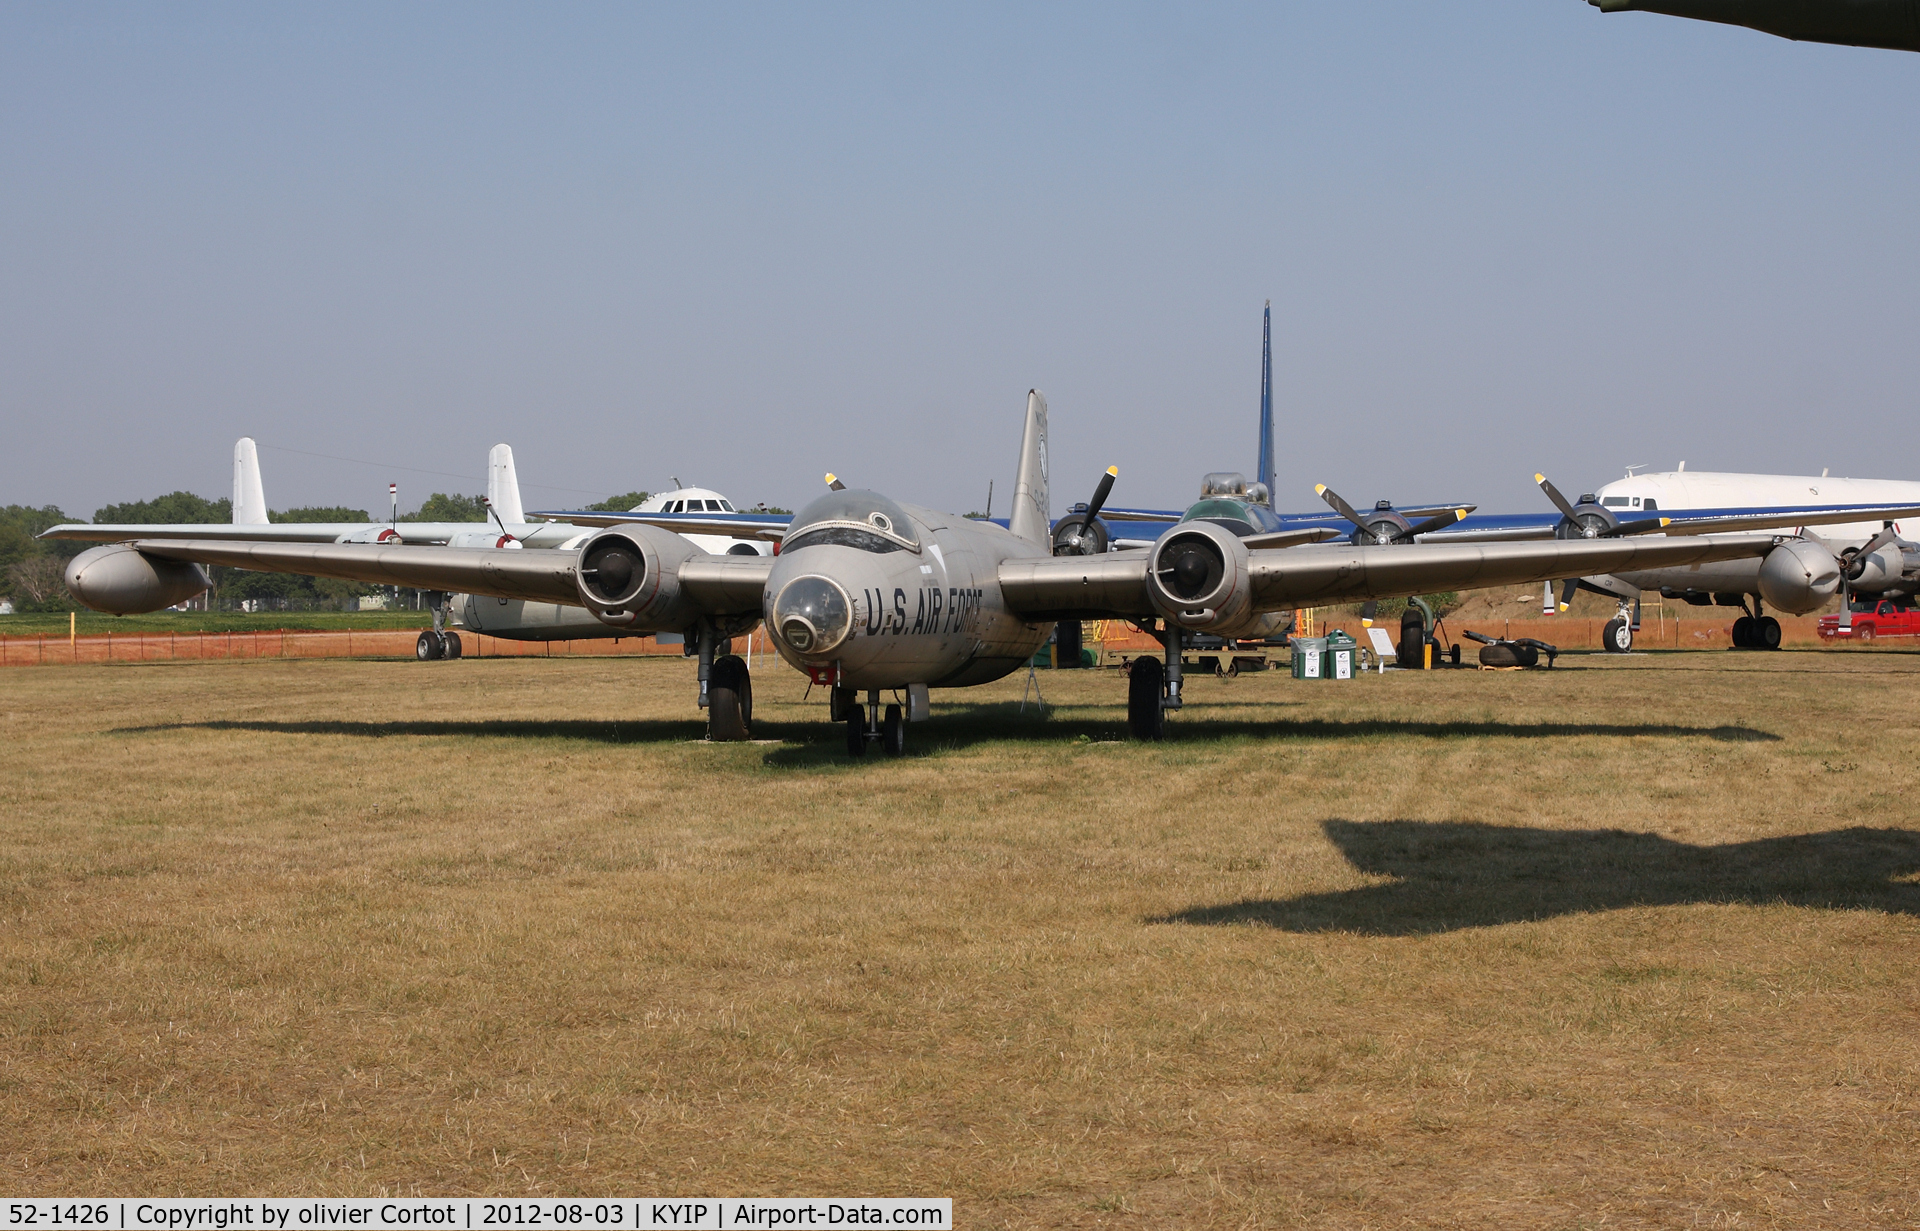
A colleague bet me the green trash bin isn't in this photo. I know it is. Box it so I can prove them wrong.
[1327,630,1358,680]
[1290,636,1327,680]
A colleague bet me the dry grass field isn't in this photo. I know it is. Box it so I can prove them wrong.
[2,649,1918,1227]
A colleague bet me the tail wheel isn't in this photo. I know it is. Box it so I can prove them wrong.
[845,712,867,756]
[442,632,462,659]
[415,630,444,661]
[707,655,751,741]
[1602,617,1632,653]
[1128,655,1165,741]
[882,704,906,756]
[1757,617,1781,650]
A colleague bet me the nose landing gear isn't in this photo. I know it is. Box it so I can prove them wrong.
[844,689,908,757]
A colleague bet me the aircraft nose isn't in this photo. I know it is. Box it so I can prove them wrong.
[771,574,853,657]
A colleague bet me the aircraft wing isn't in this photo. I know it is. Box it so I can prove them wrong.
[997,534,1776,618]
[1096,506,1185,523]
[531,509,790,541]
[125,538,775,616]
[40,520,586,546]
[45,522,388,544]
[131,539,585,605]
[1429,502,1920,544]
[678,554,776,610]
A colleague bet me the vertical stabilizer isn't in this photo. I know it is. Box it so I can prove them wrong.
[232,438,268,525]
[1008,390,1051,548]
[1257,301,1274,500]
[487,444,526,525]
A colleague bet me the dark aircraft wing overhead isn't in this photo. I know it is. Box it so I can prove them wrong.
[996,534,1775,618]
[132,540,585,605]
[532,509,790,541]
[1590,0,1920,53]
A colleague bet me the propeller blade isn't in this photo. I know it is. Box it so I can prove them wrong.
[1558,578,1577,613]
[1534,473,1581,520]
[1083,466,1118,524]
[1399,508,1470,540]
[1315,484,1368,530]
[1360,599,1378,627]
[1612,516,1671,536]
[826,473,846,492]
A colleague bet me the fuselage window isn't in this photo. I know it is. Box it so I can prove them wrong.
[1602,496,1631,507]
[1631,498,1641,508]
[669,500,684,513]
[704,500,721,511]
[781,526,907,554]
[720,500,735,512]
[1643,499,1658,511]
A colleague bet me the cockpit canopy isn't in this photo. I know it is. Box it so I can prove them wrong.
[1200,472,1248,499]
[782,489,922,555]
[1180,494,1283,536]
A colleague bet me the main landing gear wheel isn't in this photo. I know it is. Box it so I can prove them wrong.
[1731,615,1754,648]
[416,630,444,661]
[1757,616,1781,650]
[846,712,867,756]
[882,704,905,756]
[707,655,751,741]
[442,632,462,659]
[1128,655,1165,741]
[1602,617,1633,653]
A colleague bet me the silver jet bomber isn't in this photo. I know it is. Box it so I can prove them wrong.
[64,391,1796,753]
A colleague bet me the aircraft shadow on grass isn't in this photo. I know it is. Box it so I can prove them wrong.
[1158,819,1920,935]
[115,707,1779,762]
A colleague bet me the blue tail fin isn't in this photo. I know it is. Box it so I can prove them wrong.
[1257,301,1274,498]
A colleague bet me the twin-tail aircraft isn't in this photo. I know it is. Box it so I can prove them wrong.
[59,393,1799,753]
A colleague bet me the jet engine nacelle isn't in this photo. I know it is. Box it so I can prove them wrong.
[64,543,211,615]
[1756,538,1841,616]
[571,523,703,629]
[1145,520,1256,635]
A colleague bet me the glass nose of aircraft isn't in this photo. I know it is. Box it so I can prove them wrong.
[772,575,853,656]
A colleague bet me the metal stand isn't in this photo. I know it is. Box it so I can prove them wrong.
[1020,663,1044,712]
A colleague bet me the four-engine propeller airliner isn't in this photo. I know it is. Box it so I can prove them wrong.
[61,393,1806,753]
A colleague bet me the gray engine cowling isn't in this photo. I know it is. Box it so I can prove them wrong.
[1756,538,1841,615]
[1144,520,1256,635]
[572,523,703,629]
[65,543,212,614]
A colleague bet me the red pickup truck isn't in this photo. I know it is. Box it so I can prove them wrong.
[1817,599,1920,643]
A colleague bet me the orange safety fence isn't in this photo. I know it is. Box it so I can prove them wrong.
[0,628,722,667]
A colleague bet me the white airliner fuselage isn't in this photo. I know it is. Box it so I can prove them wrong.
[1589,469,1920,613]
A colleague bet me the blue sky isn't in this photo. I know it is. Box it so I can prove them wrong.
[4,3,1917,519]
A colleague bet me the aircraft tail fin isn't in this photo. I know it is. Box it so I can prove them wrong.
[1257,301,1274,499]
[232,438,268,525]
[1008,390,1051,548]
[487,444,525,524]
